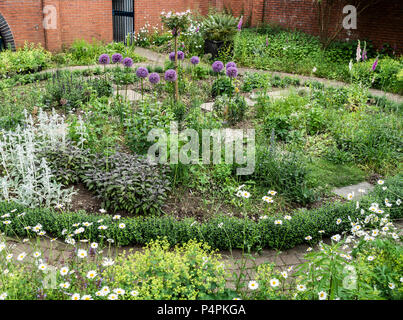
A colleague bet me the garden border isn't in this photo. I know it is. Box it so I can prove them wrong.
[1,174,401,251]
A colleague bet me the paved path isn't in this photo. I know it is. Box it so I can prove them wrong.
[332,182,374,200]
[5,219,403,275]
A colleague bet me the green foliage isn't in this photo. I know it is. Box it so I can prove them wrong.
[253,145,317,204]
[68,39,144,66]
[202,13,239,42]
[211,76,235,97]
[125,100,175,155]
[43,71,112,111]
[213,94,247,124]
[354,238,403,300]
[234,27,401,93]
[42,141,171,215]
[1,174,401,250]
[104,239,229,299]
[0,43,51,76]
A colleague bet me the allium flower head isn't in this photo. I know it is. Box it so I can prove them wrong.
[226,61,237,69]
[136,67,149,78]
[112,53,123,64]
[98,54,110,65]
[212,60,224,73]
[149,72,160,84]
[164,69,177,82]
[226,67,238,78]
[190,56,200,65]
[122,57,133,68]
[177,50,185,60]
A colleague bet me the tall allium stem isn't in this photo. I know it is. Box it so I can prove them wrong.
[174,36,179,101]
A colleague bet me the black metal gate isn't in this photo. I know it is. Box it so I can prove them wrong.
[112,0,134,43]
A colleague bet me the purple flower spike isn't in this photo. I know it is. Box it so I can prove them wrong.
[212,61,224,73]
[237,16,243,31]
[98,54,110,65]
[164,69,177,82]
[149,72,160,84]
[190,56,200,65]
[112,53,123,64]
[362,50,367,61]
[122,57,133,68]
[371,57,379,72]
[136,67,149,78]
[225,61,237,69]
[226,67,238,78]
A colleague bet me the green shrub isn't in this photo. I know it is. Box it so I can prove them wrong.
[125,100,175,155]
[253,145,317,204]
[211,76,235,97]
[213,94,248,124]
[43,71,112,110]
[103,239,230,300]
[0,43,51,76]
[42,141,171,215]
[0,174,401,250]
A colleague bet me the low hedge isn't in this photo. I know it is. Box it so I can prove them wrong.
[0,174,401,250]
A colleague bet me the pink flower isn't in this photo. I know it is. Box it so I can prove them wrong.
[237,16,243,31]
[371,57,379,71]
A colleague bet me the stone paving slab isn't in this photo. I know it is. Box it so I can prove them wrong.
[200,102,214,112]
[113,89,142,101]
[332,182,374,200]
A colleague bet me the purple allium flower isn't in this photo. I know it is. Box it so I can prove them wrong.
[212,61,224,73]
[122,57,133,68]
[225,61,237,69]
[169,51,185,61]
[98,54,110,65]
[237,16,243,31]
[177,51,185,60]
[190,56,200,65]
[371,57,379,71]
[164,69,177,82]
[169,52,176,62]
[226,67,238,78]
[136,67,149,78]
[149,72,160,84]
[112,53,123,64]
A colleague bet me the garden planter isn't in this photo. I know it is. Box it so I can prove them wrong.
[204,39,234,59]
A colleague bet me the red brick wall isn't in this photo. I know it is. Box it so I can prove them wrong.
[262,0,403,53]
[0,0,45,48]
[0,0,112,51]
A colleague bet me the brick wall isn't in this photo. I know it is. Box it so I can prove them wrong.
[0,0,112,51]
[0,0,401,53]
[262,0,403,53]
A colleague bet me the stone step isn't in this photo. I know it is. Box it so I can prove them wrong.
[332,181,374,200]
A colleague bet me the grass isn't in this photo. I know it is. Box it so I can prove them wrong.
[307,159,367,188]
